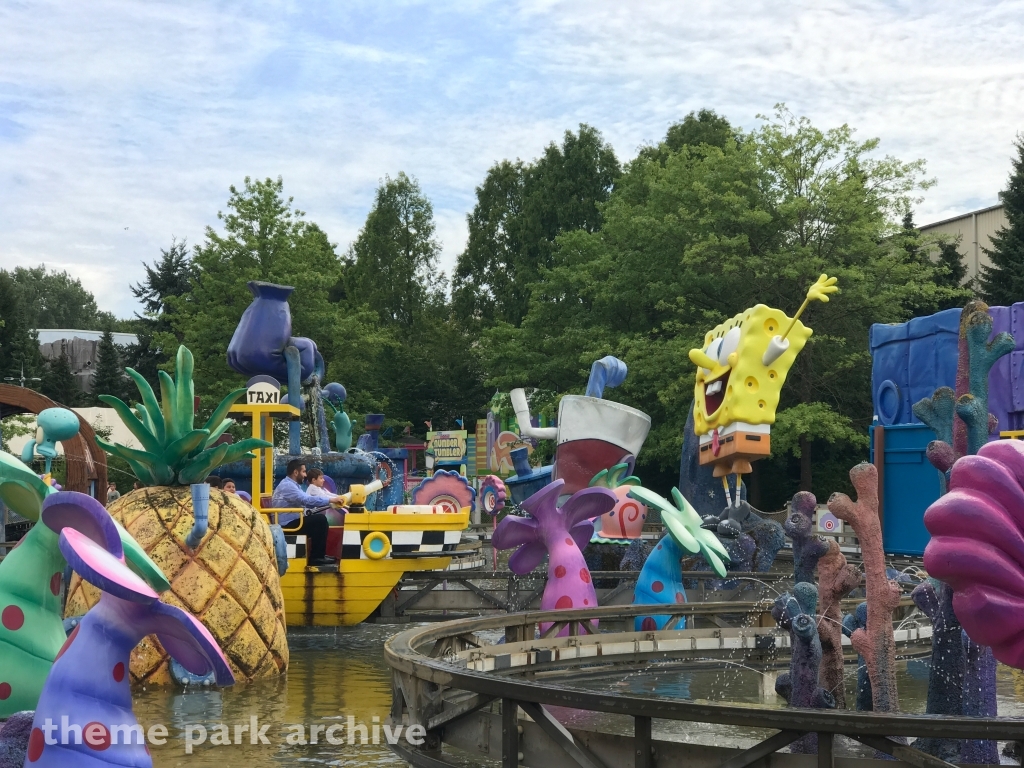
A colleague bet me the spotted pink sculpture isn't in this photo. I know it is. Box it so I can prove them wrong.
[828,462,901,713]
[924,439,1024,669]
[492,480,616,634]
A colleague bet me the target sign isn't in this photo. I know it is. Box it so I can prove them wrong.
[817,511,843,533]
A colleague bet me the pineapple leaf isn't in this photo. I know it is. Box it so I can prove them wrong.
[162,429,211,466]
[125,367,165,444]
[158,370,178,443]
[97,395,163,455]
[96,438,175,486]
[218,438,273,465]
[200,387,247,448]
[174,346,195,436]
[205,419,233,447]
[177,443,231,485]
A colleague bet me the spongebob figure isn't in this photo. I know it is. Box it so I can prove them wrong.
[688,275,838,507]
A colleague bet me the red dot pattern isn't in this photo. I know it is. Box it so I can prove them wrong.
[579,569,590,584]
[555,595,573,609]
[554,565,566,578]
[113,662,125,682]
[641,617,657,631]
[50,572,62,596]
[27,728,44,762]
[0,683,10,700]
[675,592,685,604]
[564,537,573,546]
[84,721,111,751]
[651,581,664,593]
[2,605,24,631]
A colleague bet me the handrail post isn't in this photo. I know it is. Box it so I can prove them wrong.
[635,715,652,768]
[502,699,520,768]
[818,732,833,768]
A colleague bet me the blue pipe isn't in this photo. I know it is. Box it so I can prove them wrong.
[285,345,303,456]
[585,356,628,399]
[186,483,210,550]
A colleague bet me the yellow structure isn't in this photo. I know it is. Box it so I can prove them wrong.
[231,401,470,627]
[688,275,837,480]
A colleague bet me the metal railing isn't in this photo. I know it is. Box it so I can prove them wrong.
[385,603,1023,768]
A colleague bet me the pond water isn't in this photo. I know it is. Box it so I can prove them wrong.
[132,623,1024,766]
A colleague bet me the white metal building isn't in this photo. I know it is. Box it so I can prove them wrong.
[920,204,1007,282]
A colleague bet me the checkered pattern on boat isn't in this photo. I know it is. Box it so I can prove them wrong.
[285,535,307,559]
[341,529,462,559]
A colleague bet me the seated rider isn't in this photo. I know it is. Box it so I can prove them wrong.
[305,468,331,499]
[271,459,344,567]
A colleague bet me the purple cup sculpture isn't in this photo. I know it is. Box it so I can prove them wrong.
[23,495,234,767]
[492,480,616,635]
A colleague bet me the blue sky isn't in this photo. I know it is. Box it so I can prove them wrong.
[2,0,1023,317]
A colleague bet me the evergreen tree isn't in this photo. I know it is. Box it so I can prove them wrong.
[42,343,80,407]
[980,136,1024,304]
[0,271,45,387]
[90,328,126,403]
[936,238,968,288]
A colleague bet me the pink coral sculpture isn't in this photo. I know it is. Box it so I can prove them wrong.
[828,462,901,713]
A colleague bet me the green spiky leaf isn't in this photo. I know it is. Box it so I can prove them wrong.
[113,519,171,592]
[97,395,164,455]
[126,368,164,444]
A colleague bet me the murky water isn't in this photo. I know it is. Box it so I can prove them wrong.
[133,623,1024,766]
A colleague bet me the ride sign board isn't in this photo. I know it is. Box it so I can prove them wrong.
[427,430,468,468]
[245,376,281,405]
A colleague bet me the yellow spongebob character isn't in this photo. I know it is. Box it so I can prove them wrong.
[688,275,838,491]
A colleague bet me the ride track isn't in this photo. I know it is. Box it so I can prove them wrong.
[384,602,1023,768]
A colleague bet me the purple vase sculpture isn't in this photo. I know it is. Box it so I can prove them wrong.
[24,494,234,767]
[227,281,326,454]
[227,282,324,383]
[492,480,616,635]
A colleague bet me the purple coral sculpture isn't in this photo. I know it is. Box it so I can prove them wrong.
[22,495,234,767]
[784,491,830,585]
[492,480,616,634]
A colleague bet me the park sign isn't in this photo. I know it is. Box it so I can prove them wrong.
[245,375,281,405]
[427,430,468,467]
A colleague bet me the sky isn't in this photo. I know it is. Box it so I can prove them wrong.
[1,0,1023,318]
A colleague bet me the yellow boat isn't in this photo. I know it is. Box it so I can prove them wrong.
[231,401,471,626]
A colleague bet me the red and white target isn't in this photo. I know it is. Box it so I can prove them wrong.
[817,511,843,533]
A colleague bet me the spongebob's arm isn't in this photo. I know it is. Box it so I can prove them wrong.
[763,275,839,365]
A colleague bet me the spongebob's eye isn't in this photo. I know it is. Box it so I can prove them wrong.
[718,327,741,365]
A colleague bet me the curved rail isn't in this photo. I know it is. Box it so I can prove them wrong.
[385,603,1024,768]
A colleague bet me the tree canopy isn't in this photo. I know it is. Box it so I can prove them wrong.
[980,136,1024,305]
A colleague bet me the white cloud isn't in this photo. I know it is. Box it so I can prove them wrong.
[0,0,1022,316]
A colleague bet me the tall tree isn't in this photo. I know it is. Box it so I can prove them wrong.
[979,136,1024,305]
[638,108,737,165]
[90,328,126,403]
[0,271,45,387]
[42,344,81,407]
[9,265,103,330]
[345,172,444,327]
[127,238,197,387]
[166,177,344,403]
[453,124,620,328]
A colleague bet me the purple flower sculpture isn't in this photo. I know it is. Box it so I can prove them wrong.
[492,480,616,633]
[23,494,234,767]
[924,438,1024,669]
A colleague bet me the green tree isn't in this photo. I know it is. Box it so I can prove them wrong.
[339,173,486,434]
[453,125,620,328]
[937,238,968,288]
[166,177,344,404]
[0,271,45,387]
[979,136,1024,305]
[638,108,737,164]
[9,265,105,329]
[481,107,963,498]
[344,172,445,327]
[90,328,127,403]
[42,343,81,407]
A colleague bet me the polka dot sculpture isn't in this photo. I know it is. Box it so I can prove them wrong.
[492,480,616,636]
[23,494,234,767]
[626,486,731,632]
[0,454,168,718]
